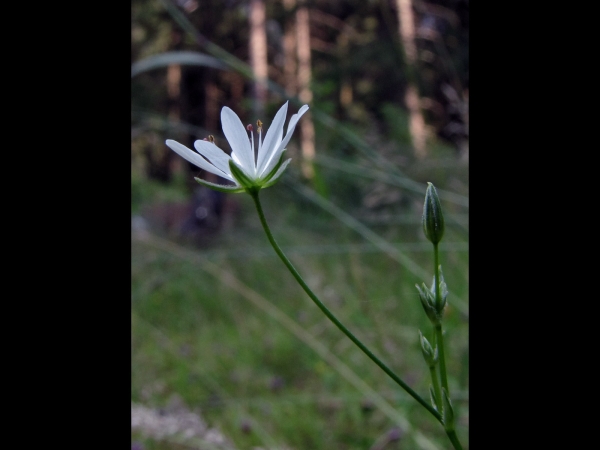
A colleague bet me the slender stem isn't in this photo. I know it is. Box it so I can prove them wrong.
[433,243,463,450]
[446,430,464,450]
[250,191,442,422]
[433,244,449,395]
[428,363,443,413]
[435,325,449,397]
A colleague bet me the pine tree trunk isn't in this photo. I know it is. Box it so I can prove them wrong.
[296,2,315,179]
[166,62,182,179]
[283,0,297,97]
[396,0,427,158]
[249,0,268,118]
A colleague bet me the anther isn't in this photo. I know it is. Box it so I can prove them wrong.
[246,124,253,132]
[208,135,215,143]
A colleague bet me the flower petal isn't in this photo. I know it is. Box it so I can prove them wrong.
[194,140,233,176]
[256,101,287,174]
[260,105,309,177]
[221,107,255,177]
[165,140,232,180]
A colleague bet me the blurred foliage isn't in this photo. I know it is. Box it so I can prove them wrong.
[132,0,468,448]
[132,181,469,449]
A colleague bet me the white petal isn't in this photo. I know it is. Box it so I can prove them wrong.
[194,140,233,175]
[256,102,287,174]
[260,105,309,177]
[166,140,233,180]
[294,104,310,119]
[231,152,242,165]
[221,107,255,177]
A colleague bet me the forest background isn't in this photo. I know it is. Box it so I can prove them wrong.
[131,0,469,449]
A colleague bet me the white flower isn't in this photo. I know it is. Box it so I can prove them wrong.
[165,101,309,193]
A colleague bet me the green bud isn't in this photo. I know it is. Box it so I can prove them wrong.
[430,266,448,313]
[429,385,439,411]
[416,283,440,325]
[441,388,455,430]
[419,330,438,367]
[422,182,445,245]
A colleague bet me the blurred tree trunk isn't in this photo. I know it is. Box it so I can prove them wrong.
[167,62,183,178]
[249,0,268,118]
[203,78,221,183]
[205,80,220,133]
[296,1,315,179]
[167,64,181,120]
[395,0,427,158]
[282,0,297,97]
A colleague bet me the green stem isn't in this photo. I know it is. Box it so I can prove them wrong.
[433,244,449,395]
[433,244,463,450]
[428,363,443,413]
[250,191,442,422]
[446,430,464,450]
[435,325,449,397]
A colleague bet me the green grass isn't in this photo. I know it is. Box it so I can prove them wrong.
[131,158,468,450]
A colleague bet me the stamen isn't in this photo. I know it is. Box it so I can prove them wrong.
[208,135,215,144]
[246,124,253,132]
[257,119,263,155]
[250,126,255,166]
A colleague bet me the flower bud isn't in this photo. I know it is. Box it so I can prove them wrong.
[419,330,438,367]
[430,266,448,313]
[422,182,445,245]
[416,283,440,325]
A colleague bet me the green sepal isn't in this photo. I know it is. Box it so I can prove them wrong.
[429,385,439,412]
[441,388,455,430]
[194,177,245,193]
[439,268,448,311]
[422,182,445,245]
[260,151,287,184]
[261,158,292,189]
[419,330,438,367]
[228,159,257,191]
[430,266,448,313]
[416,283,440,325]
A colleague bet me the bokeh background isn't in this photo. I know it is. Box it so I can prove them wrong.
[131,0,468,449]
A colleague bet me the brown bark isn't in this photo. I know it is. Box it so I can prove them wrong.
[167,63,183,177]
[249,0,268,118]
[396,0,427,158]
[296,3,315,179]
[283,0,297,97]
